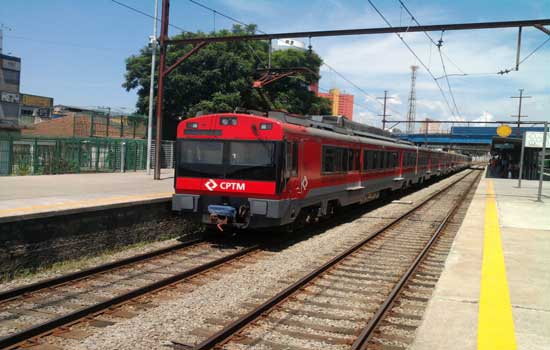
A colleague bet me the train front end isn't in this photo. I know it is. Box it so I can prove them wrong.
[172,113,287,230]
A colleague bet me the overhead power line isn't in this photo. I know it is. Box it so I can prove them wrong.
[111,0,187,32]
[397,0,466,75]
[185,0,267,67]
[187,0,267,34]
[322,62,402,117]
[367,0,459,121]
[517,36,550,66]
[397,0,461,118]
[186,0,393,119]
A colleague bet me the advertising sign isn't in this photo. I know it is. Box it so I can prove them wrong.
[524,131,550,148]
[21,94,53,108]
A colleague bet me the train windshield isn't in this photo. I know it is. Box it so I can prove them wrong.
[177,140,278,181]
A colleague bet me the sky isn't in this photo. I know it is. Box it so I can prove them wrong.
[1,0,549,130]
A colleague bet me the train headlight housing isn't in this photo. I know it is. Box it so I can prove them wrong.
[220,117,237,126]
[259,123,273,130]
[187,122,198,128]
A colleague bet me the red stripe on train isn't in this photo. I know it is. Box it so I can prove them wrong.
[175,177,276,195]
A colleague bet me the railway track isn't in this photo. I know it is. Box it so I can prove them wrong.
[181,169,481,350]
[0,238,261,349]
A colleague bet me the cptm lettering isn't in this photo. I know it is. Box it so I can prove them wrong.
[220,182,246,191]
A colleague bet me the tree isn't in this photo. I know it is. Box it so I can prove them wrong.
[123,25,330,139]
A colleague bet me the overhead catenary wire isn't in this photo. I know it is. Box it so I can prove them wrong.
[187,0,267,34]
[367,0,459,122]
[319,87,395,126]
[111,0,187,32]
[437,39,461,118]
[185,0,395,120]
[517,36,550,66]
[399,0,550,79]
[397,0,466,75]
[185,0,268,68]
[397,0,462,118]
[322,62,402,117]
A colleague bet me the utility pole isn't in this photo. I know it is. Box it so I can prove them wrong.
[147,0,159,176]
[406,65,419,134]
[154,0,169,180]
[377,91,392,130]
[510,88,531,138]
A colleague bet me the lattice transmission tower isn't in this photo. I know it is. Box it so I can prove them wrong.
[406,65,419,134]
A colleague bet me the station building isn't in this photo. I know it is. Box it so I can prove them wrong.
[399,125,549,180]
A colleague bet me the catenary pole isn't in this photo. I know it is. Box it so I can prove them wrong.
[146,0,159,176]
[154,0,169,180]
[537,121,548,202]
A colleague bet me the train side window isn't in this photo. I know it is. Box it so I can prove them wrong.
[346,149,353,171]
[322,146,345,174]
[367,151,374,170]
[376,151,383,169]
[291,142,298,177]
[354,150,360,171]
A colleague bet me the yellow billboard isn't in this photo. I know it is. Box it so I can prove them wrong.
[21,94,53,108]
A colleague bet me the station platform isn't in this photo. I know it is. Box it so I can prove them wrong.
[0,170,174,222]
[412,177,550,350]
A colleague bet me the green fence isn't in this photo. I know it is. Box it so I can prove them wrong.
[0,136,147,176]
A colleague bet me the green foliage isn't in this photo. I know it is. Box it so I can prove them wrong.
[123,24,331,137]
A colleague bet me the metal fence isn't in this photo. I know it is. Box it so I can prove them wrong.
[73,112,147,139]
[0,136,147,176]
[151,140,176,169]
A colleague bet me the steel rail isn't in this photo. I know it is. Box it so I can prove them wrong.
[190,170,476,350]
[0,245,260,350]
[0,238,203,303]
[351,170,481,350]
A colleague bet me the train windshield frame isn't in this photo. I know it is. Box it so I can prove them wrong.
[177,139,281,181]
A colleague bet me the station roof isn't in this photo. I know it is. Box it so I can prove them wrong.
[398,126,546,145]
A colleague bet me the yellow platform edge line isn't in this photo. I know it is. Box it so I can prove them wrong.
[477,180,517,350]
[0,192,174,216]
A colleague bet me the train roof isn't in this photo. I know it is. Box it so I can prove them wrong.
[267,111,420,151]
[181,112,467,157]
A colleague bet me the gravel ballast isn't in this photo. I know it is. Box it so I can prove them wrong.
[9,172,470,350]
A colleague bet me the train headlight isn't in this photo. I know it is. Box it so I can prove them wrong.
[260,123,273,130]
[187,122,198,128]
[220,117,237,126]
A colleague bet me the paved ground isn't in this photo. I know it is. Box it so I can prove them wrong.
[411,177,550,350]
[0,170,174,220]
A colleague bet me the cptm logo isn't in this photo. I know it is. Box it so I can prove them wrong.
[205,179,246,191]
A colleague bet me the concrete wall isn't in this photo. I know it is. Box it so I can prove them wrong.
[0,200,195,278]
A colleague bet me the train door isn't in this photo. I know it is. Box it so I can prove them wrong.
[415,148,419,176]
[284,141,301,197]
[297,141,306,195]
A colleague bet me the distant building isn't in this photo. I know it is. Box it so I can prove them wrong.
[418,118,441,134]
[0,53,21,129]
[317,88,354,120]
[19,94,54,126]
